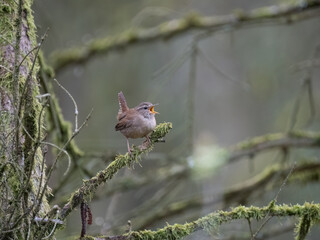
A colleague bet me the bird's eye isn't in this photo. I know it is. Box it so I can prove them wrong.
[144,107,148,110]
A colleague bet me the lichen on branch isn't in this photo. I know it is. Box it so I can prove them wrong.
[60,122,172,220]
[81,202,320,240]
[50,0,320,72]
[229,131,320,163]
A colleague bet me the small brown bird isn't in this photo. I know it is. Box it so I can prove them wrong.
[115,91,159,153]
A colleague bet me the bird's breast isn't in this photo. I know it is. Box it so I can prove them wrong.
[120,115,156,139]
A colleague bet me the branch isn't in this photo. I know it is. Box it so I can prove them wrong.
[96,164,188,198]
[60,122,172,220]
[81,202,320,240]
[228,131,320,163]
[109,161,320,232]
[50,0,320,72]
[38,52,84,160]
[220,221,294,240]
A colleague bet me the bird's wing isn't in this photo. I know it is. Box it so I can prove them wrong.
[118,91,129,114]
[115,118,133,131]
[115,111,136,131]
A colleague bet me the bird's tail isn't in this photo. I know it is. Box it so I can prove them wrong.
[118,91,129,113]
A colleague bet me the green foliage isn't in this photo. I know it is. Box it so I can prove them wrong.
[294,202,320,240]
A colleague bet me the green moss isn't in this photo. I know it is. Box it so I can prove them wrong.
[183,12,203,27]
[289,130,320,140]
[89,37,112,52]
[1,4,12,14]
[38,51,55,78]
[295,214,312,240]
[294,203,320,240]
[233,130,320,152]
[50,47,87,70]
[235,133,282,150]
[233,9,247,21]
[117,29,139,44]
[127,222,195,240]
[60,122,172,220]
[0,2,14,47]
[23,0,37,46]
[6,166,21,195]
[73,202,320,240]
[150,122,172,140]
[0,3,52,239]
[251,6,275,18]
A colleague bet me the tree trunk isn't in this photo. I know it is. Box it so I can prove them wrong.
[0,0,51,239]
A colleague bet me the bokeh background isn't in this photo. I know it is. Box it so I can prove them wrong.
[33,0,320,239]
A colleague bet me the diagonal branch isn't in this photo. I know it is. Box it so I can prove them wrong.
[50,0,320,72]
[60,122,172,220]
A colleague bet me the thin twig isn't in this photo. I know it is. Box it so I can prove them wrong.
[17,44,41,70]
[247,218,254,238]
[40,141,71,176]
[41,209,60,239]
[251,163,296,239]
[53,78,79,132]
[198,47,250,91]
[35,109,93,219]
[187,40,197,157]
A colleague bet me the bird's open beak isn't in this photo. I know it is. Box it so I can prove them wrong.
[149,104,159,114]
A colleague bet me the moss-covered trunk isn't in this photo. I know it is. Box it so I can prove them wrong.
[0,0,51,239]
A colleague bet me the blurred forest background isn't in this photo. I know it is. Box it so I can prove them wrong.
[13,0,320,239]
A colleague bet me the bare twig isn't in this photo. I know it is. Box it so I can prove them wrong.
[33,217,63,225]
[53,78,79,132]
[152,44,192,81]
[247,218,254,238]
[41,209,60,239]
[41,141,71,176]
[290,43,319,128]
[251,163,296,240]
[35,109,93,219]
[187,41,197,157]
[198,47,250,91]
[17,44,41,70]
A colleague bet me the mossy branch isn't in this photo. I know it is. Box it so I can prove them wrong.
[111,161,320,232]
[229,131,320,163]
[81,202,320,240]
[50,0,320,72]
[60,122,172,220]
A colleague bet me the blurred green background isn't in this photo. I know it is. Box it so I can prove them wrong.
[33,0,320,239]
